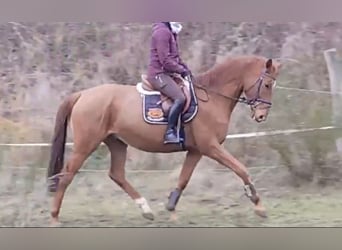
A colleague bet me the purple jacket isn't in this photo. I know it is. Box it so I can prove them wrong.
[147,22,189,79]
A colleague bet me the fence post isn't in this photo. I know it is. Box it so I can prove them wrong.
[323,48,342,153]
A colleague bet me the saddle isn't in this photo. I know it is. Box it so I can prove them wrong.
[140,74,192,115]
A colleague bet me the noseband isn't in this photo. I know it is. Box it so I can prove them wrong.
[239,70,276,109]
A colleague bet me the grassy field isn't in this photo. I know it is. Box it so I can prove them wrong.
[1,164,341,227]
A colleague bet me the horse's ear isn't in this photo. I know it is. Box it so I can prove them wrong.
[275,61,282,70]
[266,59,273,70]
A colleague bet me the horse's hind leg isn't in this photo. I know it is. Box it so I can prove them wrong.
[51,139,102,225]
[103,135,154,221]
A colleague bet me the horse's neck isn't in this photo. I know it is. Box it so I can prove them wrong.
[194,63,244,114]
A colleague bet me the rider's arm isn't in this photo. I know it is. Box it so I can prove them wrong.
[179,58,190,72]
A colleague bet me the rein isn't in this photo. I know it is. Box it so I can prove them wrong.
[192,70,276,109]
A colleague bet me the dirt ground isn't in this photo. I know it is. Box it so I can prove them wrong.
[1,164,342,228]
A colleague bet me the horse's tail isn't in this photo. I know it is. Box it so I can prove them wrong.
[47,92,81,192]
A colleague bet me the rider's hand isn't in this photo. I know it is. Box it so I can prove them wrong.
[181,70,192,82]
[181,70,191,78]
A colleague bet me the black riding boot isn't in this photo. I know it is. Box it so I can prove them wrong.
[164,99,185,144]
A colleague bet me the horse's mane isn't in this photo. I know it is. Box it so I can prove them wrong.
[195,55,266,87]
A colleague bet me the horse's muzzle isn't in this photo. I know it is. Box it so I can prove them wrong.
[255,115,266,123]
[251,108,268,123]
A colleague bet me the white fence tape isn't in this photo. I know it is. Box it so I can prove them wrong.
[276,86,342,95]
[0,126,337,147]
[0,85,340,115]
[226,126,337,139]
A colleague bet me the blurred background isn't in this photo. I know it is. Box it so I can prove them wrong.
[0,22,341,227]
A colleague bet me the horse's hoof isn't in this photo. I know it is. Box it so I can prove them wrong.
[254,206,268,218]
[142,212,155,221]
[50,218,62,227]
[169,211,178,222]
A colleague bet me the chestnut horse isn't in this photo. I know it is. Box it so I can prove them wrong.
[47,55,281,225]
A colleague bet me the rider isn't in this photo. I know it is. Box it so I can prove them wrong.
[146,22,193,144]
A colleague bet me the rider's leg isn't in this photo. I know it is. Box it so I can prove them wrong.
[148,73,186,144]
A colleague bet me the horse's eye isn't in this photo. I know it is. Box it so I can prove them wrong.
[265,83,270,89]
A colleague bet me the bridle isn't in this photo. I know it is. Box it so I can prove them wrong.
[240,69,276,109]
[193,69,277,109]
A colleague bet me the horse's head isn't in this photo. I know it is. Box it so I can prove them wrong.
[242,58,281,123]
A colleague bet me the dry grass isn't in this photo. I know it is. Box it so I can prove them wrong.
[1,165,342,227]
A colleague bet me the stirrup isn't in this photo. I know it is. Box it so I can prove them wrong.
[163,134,180,144]
[163,128,180,143]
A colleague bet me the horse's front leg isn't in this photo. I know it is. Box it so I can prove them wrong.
[204,142,267,218]
[166,150,202,211]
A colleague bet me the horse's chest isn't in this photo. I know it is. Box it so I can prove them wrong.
[203,116,229,141]
[195,102,231,143]
[215,121,229,142]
